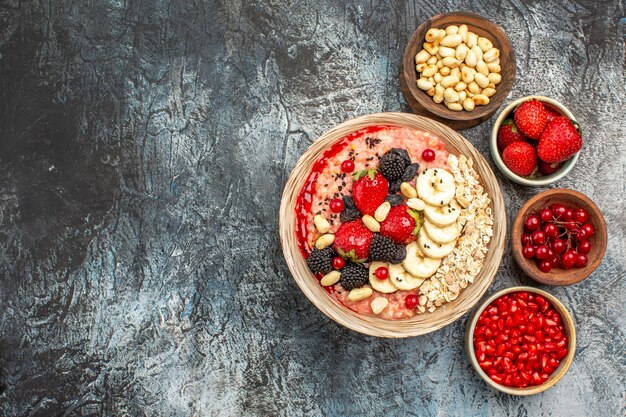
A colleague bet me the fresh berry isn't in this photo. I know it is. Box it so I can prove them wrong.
[332,257,345,270]
[524,215,541,232]
[401,163,420,182]
[535,245,550,260]
[502,142,537,177]
[522,245,536,259]
[389,148,411,164]
[573,208,589,224]
[341,159,355,173]
[545,107,560,124]
[339,262,369,290]
[531,230,546,245]
[514,100,548,140]
[521,233,531,246]
[537,117,583,163]
[577,240,591,254]
[550,204,567,220]
[561,250,577,269]
[375,266,389,280]
[575,228,588,241]
[380,205,417,244]
[551,238,567,254]
[538,259,552,273]
[497,119,527,151]
[334,220,374,262]
[369,234,402,262]
[543,223,558,238]
[352,170,389,216]
[422,148,436,162]
[564,208,574,221]
[581,223,594,237]
[405,294,419,309]
[379,150,409,181]
[329,198,344,213]
[538,160,562,175]
[539,209,553,222]
[575,254,588,268]
[306,247,335,274]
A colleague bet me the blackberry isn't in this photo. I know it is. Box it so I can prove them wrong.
[379,152,409,181]
[306,247,335,274]
[339,261,369,290]
[401,163,420,182]
[370,234,399,262]
[390,245,407,264]
[385,194,404,206]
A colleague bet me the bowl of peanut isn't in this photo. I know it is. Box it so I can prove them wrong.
[400,12,516,130]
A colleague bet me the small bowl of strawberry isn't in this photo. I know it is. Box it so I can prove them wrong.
[490,96,582,186]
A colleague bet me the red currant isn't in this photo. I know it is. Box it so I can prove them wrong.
[551,238,566,254]
[375,266,389,280]
[561,251,577,269]
[575,254,588,268]
[531,230,547,245]
[543,223,558,238]
[405,294,419,309]
[525,215,541,232]
[535,245,550,260]
[332,257,345,269]
[539,209,553,222]
[573,208,589,224]
[422,148,436,162]
[538,260,552,273]
[523,245,536,259]
[581,223,595,237]
[341,159,355,173]
[550,204,567,220]
[521,233,531,246]
[564,208,574,221]
[577,239,592,254]
[329,198,344,213]
[576,228,588,241]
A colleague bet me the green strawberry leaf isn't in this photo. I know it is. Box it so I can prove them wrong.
[412,223,421,236]
[570,119,582,135]
[337,248,366,264]
[407,208,423,236]
[354,169,378,181]
[354,170,367,181]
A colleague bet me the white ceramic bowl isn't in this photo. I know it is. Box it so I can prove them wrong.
[490,96,580,186]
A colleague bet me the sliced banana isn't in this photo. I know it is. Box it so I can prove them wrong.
[423,219,459,244]
[416,168,456,206]
[388,263,426,291]
[423,199,461,226]
[418,230,456,259]
[403,242,441,279]
[368,262,398,294]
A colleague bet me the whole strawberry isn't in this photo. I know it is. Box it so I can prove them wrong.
[538,160,562,175]
[351,169,389,216]
[545,107,560,124]
[497,119,527,151]
[537,116,582,163]
[380,205,417,244]
[514,100,548,140]
[334,220,373,262]
[502,141,537,177]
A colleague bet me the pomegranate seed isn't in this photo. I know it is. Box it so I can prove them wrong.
[422,148,436,162]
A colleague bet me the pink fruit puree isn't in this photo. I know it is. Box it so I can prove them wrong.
[295,125,450,320]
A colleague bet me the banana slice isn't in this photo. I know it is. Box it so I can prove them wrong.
[418,230,456,259]
[403,242,441,279]
[423,199,461,226]
[388,263,426,291]
[423,219,459,244]
[368,262,398,294]
[416,168,456,206]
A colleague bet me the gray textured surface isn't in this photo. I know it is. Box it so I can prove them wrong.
[0,0,625,416]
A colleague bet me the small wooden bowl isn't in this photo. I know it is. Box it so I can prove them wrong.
[465,286,576,395]
[400,11,516,130]
[511,189,607,286]
[279,113,506,338]
[490,96,581,186]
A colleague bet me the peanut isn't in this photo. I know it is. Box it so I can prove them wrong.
[444,87,459,103]
[455,43,469,61]
[421,64,438,78]
[462,97,475,111]
[425,28,440,43]
[348,287,373,302]
[461,66,475,83]
[473,94,490,105]
[446,101,463,111]
[406,198,425,211]
[423,42,438,55]
[439,66,450,76]
[477,36,493,52]
[427,55,438,65]
[454,82,467,92]
[466,31,478,48]
[370,297,389,315]
[320,271,341,286]
[440,75,460,88]
[362,215,380,232]
[400,182,418,199]
[488,72,502,85]
[417,78,433,91]
[482,87,496,97]
[468,81,481,94]
[415,49,430,64]
[313,214,330,234]
[458,24,468,42]
[374,201,391,222]
[483,47,500,63]
[441,34,463,48]
[474,72,489,88]
[445,25,459,35]
[315,234,335,250]
[476,60,489,76]
[438,46,456,57]
[433,73,443,83]
[464,50,477,67]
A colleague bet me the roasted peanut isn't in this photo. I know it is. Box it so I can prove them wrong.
[482,87,496,97]
[440,75,460,88]
[439,66,450,76]
[362,215,380,232]
[461,66,475,83]
[440,34,463,48]
[433,73,443,83]
[433,94,444,104]
[425,28,440,43]
[444,87,459,103]
[415,49,430,64]
[445,25,459,35]
[423,42,438,55]
[400,182,418,199]
[370,297,389,315]
[464,50,477,67]
[454,82,467,92]
[473,94,490,105]
[374,202,391,222]
[483,48,500,63]
[462,97,475,111]
[477,36,493,52]
[427,55,438,65]
[406,198,425,211]
[315,234,335,249]
[458,24,468,42]
[474,72,489,88]
[422,64,438,78]
[488,72,502,85]
[320,271,341,286]
[348,287,373,302]
[416,62,427,72]
[314,214,330,234]
[438,46,456,58]
[486,62,501,73]
[466,31,478,48]
[468,81,481,94]
[426,86,435,97]
[417,78,433,91]
[476,60,489,76]
[458,90,467,102]
[455,43,469,61]
[441,56,461,68]
[446,101,463,111]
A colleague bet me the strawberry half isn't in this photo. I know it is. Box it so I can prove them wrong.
[380,205,418,244]
[497,119,527,151]
[334,220,373,262]
[537,116,582,163]
[352,169,389,216]
[502,141,537,177]
[514,100,548,140]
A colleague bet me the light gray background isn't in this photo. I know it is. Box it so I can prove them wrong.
[0,0,624,416]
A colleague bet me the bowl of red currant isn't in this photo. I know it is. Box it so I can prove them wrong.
[511,188,607,286]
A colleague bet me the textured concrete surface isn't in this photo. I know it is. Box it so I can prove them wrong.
[0,0,624,416]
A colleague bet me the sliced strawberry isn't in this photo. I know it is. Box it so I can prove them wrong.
[537,117,582,163]
[352,169,389,216]
[334,220,373,262]
[514,100,548,140]
[497,119,527,151]
[380,205,417,244]
[502,142,537,177]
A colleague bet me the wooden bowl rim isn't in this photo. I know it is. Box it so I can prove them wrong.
[511,188,607,285]
[465,286,577,395]
[279,112,506,337]
[402,11,516,122]
[489,95,581,186]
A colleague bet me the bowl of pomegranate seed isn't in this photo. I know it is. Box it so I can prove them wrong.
[465,286,576,395]
[511,188,607,286]
[490,96,582,186]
